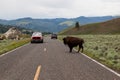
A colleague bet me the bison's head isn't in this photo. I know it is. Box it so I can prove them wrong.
[63,37,67,45]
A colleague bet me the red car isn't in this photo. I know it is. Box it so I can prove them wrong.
[31,32,44,43]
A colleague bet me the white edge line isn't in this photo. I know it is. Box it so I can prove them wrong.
[0,43,30,58]
[73,48,120,77]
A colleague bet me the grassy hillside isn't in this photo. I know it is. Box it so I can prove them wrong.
[60,18,120,35]
[59,21,75,26]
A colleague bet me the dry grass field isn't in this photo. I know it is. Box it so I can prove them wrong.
[0,38,30,55]
[59,35,120,72]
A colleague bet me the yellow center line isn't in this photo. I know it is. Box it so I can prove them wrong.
[34,65,41,80]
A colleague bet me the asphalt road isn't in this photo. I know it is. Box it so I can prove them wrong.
[0,36,120,80]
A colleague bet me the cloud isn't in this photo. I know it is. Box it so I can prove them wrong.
[100,0,120,3]
[0,0,120,19]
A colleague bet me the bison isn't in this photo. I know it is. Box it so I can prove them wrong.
[63,36,84,53]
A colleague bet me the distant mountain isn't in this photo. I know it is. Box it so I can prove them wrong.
[59,18,120,35]
[0,16,118,32]
[0,17,68,33]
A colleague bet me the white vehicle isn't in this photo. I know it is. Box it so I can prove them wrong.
[31,32,44,43]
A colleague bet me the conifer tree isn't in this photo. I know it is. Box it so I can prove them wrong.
[75,22,80,28]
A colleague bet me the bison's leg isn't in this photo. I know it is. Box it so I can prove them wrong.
[81,45,84,52]
[78,46,80,53]
[78,45,84,53]
[69,46,73,53]
[78,44,82,53]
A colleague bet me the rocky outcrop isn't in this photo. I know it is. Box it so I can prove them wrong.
[0,35,6,40]
[4,27,22,40]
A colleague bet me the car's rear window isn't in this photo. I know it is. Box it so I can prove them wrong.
[32,32,42,36]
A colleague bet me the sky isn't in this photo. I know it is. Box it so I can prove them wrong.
[0,0,120,20]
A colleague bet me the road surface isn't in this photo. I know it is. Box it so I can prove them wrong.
[0,36,120,80]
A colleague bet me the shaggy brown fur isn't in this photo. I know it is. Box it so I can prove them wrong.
[63,36,84,53]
